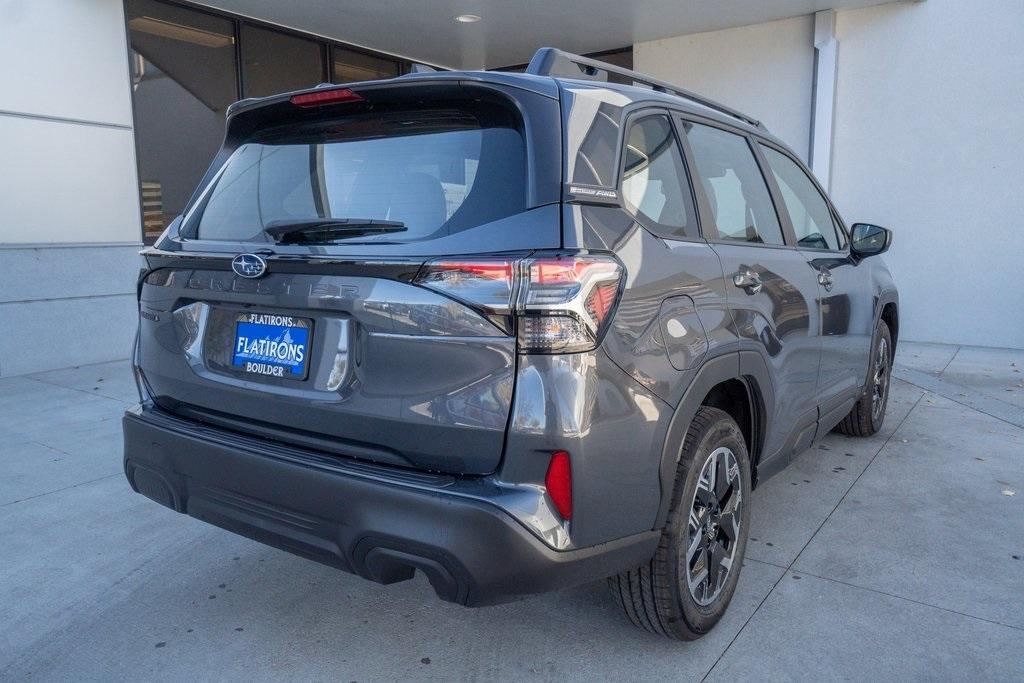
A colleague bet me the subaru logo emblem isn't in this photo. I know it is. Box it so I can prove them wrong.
[232,253,267,279]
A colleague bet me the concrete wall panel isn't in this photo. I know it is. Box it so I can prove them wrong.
[0,116,141,245]
[0,294,137,377]
[0,246,141,303]
[0,0,133,126]
[832,0,1024,348]
[634,15,815,161]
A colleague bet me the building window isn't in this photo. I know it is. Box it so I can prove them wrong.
[126,0,238,242]
[125,0,411,244]
[332,47,401,83]
[240,24,325,98]
[493,47,633,83]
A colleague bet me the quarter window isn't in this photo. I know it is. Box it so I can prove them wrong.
[683,122,784,246]
[620,115,695,239]
[759,145,840,250]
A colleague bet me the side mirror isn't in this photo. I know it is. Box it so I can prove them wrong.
[850,223,892,259]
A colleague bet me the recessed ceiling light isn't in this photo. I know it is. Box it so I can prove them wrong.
[454,14,481,23]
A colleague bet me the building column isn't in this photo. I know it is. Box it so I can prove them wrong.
[810,10,838,190]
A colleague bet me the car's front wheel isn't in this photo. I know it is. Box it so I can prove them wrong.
[835,319,893,437]
[609,406,751,640]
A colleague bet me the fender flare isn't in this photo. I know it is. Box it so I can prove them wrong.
[861,289,899,393]
[653,350,774,528]
[874,290,899,330]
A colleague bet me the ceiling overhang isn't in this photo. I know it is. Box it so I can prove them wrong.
[195,0,900,70]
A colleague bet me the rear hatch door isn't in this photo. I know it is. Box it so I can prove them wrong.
[137,78,561,475]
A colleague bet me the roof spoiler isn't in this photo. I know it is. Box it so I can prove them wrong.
[525,47,764,130]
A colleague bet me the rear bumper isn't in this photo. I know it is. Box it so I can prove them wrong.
[123,404,657,606]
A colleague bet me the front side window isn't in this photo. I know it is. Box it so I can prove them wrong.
[186,105,526,244]
[620,114,695,239]
[683,122,784,246]
[760,145,840,250]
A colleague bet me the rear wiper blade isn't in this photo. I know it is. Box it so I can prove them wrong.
[264,218,407,244]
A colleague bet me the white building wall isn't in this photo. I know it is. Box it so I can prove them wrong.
[634,15,816,161]
[831,0,1024,348]
[635,2,1024,349]
[0,0,141,376]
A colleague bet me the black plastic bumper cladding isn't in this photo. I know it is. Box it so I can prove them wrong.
[123,405,658,606]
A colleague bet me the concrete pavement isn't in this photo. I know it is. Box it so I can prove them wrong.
[1,342,1022,681]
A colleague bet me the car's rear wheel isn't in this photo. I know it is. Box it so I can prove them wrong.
[835,320,892,437]
[609,406,751,640]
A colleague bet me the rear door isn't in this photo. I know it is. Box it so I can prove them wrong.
[136,81,561,475]
[677,117,823,460]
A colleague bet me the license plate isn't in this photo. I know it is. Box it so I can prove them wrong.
[232,313,311,380]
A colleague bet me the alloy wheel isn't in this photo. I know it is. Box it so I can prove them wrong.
[684,446,742,606]
[872,336,890,421]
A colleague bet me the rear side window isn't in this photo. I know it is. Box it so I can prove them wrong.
[620,114,695,239]
[759,144,840,250]
[682,122,784,246]
[186,104,526,244]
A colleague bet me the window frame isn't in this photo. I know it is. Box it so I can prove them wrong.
[673,112,795,250]
[753,137,851,256]
[614,107,702,242]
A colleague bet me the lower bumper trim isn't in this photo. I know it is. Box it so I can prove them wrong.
[123,405,658,606]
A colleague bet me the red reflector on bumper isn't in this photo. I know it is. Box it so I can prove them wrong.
[545,450,572,520]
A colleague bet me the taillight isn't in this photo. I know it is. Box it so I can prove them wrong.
[290,88,364,107]
[172,302,203,351]
[518,255,623,353]
[413,259,516,313]
[545,451,573,520]
[415,253,624,353]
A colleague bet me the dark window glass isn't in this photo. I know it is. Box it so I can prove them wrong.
[332,47,400,83]
[620,115,694,238]
[187,104,526,245]
[683,122,784,246]
[126,0,238,243]
[240,24,324,97]
[760,145,840,250]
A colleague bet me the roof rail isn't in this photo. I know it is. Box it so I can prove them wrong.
[525,47,763,129]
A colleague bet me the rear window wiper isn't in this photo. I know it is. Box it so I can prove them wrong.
[264,218,407,244]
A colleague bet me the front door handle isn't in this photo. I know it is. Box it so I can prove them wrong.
[733,269,763,295]
[817,269,834,292]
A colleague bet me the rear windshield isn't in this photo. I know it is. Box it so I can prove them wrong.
[183,103,526,244]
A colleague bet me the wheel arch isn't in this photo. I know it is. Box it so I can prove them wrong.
[654,352,771,529]
[880,299,899,356]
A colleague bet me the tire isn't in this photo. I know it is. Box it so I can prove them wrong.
[835,320,892,437]
[609,406,752,640]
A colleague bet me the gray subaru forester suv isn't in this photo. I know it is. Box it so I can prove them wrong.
[124,48,898,640]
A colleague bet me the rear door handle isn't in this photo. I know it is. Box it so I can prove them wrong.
[733,269,762,295]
